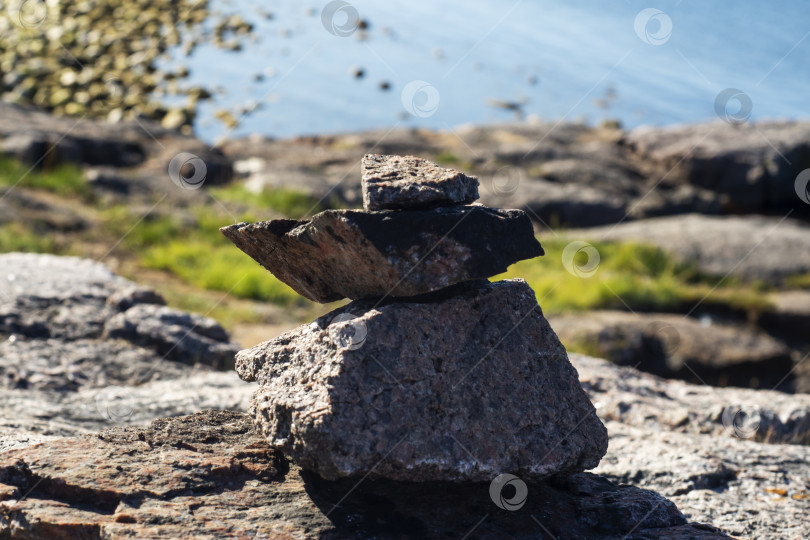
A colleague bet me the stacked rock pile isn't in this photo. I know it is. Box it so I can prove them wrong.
[221,154,608,483]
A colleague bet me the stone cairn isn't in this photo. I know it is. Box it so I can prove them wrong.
[221,154,607,484]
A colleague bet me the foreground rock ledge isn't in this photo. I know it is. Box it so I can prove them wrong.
[236,279,607,482]
[361,153,480,210]
[220,206,544,303]
[0,410,730,539]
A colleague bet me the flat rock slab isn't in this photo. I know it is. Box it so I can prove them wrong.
[236,279,607,482]
[0,253,238,370]
[0,253,247,449]
[0,410,728,539]
[570,353,810,446]
[564,214,810,284]
[361,154,479,210]
[552,311,795,391]
[221,206,543,303]
[599,421,810,540]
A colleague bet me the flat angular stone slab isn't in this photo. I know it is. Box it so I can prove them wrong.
[236,279,608,482]
[362,154,479,210]
[220,206,543,303]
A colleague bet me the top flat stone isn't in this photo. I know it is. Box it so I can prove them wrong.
[220,206,544,303]
[362,154,479,211]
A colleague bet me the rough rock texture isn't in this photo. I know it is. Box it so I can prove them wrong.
[104,304,236,370]
[566,213,810,284]
[221,207,544,303]
[0,410,729,540]
[598,422,810,540]
[0,101,232,184]
[1,356,805,538]
[236,279,607,482]
[552,311,796,390]
[361,153,480,210]
[624,120,810,213]
[0,253,247,449]
[571,354,810,539]
[0,253,239,369]
[570,354,810,445]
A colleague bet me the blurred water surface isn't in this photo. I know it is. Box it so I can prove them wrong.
[179,0,810,141]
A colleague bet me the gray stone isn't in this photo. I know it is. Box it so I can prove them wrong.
[104,304,238,370]
[570,353,810,446]
[0,253,247,447]
[0,410,727,540]
[105,284,165,312]
[361,153,479,210]
[236,279,608,482]
[0,253,129,340]
[625,120,810,214]
[552,311,795,390]
[760,290,810,344]
[564,214,810,284]
[575,353,810,538]
[0,253,239,370]
[221,206,544,303]
[598,421,810,540]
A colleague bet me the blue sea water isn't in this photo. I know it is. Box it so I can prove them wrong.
[181,0,810,142]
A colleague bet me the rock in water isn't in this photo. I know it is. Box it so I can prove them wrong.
[361,153,480,210]
[236,279,608,482]
[221,206,543,303]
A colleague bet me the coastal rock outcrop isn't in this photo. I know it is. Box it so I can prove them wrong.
[0,410,730,539]
[0,253,245,447]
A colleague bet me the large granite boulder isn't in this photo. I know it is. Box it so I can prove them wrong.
[236,279,608,482]
[361,153,480,210]
[221,206,544,303]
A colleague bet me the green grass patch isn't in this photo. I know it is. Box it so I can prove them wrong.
[0,154,89,198]
[433,151,474,171]
[0,223,61,253]
[98,204,304,306]
[141,241,301,305]
[209,184,326,218]
[785,273,810,289]
[498,238,772,314]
